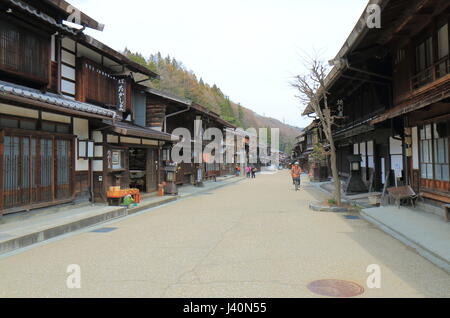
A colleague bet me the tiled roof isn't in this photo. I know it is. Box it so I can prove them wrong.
[8,0,78,35]
[0,81,117,119]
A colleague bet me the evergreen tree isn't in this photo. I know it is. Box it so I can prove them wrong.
[122,48,299,148]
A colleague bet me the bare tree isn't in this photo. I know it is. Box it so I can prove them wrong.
[291,56,342,205]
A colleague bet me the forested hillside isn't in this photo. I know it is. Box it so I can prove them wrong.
[123,49,302,153]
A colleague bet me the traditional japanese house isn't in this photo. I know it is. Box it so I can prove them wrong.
[304,0,450,212]
[292,120,328,180]
[145,88,236,185]
[0,0,177,214]
[62,35,179,201]
[299,121,316,172]
[0,0,106,214]
[144,88,195,185]
[292,132,305,164]
[370,0,450,207]
[302,1,395,191]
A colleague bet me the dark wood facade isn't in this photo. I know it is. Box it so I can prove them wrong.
[148,93,236,184]
[0,127,75,214]
[293,121,330,182]
[312,0,450,205]
[0,0,165,215]
[0,15,50,86]
[380,0,450,202]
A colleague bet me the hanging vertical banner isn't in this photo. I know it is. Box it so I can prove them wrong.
[117,79,126,112]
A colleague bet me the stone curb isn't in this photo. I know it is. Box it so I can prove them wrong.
[311,180,450,273]
[128,197,178,215]
[309,202,357,213]
[360,210,450,274]
[0,207,127,256]
[0,176,242,256]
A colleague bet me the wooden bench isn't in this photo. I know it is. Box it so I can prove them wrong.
[205,171,219,182]
[387,186,418,208]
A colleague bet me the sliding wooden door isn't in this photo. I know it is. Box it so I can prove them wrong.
[1,132,74,214]
[146,148,158,192]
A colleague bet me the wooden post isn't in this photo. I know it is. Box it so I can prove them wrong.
[88,131,94,203]
[52,136,56,202]
[102,132,108,203]
[29,135,32,207]
[71,136,76,200]
[146,148,152,193]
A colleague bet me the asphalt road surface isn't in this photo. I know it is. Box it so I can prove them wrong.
[0,171,449,298]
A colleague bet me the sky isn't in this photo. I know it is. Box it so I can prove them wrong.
[70,0,369,128]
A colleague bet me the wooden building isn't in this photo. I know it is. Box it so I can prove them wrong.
[371,0,450,205]
[305,0,450,213]
[293,121,329,181]
[145,88,236,185]
[0,0,177,215]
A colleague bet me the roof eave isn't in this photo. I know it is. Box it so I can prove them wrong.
[77,34,159,79]
[325,0,393,85]
[43,0,105,31]
[0,92,115,120]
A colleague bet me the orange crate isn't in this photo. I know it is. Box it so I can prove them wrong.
[129,189,140,195]
[107,190,128,198]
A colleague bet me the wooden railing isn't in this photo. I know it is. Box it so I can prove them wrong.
[436,56,450,79]
[411,56,450,90]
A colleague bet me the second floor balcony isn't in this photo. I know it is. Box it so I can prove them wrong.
[77,58,121,108]
[411,55,450,90]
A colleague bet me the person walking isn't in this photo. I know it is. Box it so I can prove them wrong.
[235,165,241,177]
[251,166,257,179]
[246,166,251,178]
[291,162,302,191]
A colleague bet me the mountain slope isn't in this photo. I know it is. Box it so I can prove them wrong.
[124,49,302,152]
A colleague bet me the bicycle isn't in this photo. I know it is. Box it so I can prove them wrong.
[293,177,301,191]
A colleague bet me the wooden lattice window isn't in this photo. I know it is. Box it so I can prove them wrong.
[0,19,50,84]
[420,122,450,182]
[433,122,449,182]
[420,124,434,180]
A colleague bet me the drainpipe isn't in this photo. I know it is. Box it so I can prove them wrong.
[403,116,409,185]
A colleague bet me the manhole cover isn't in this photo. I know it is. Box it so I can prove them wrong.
[307,279,365,297]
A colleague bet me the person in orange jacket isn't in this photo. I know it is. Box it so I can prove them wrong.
[291,162,302,191]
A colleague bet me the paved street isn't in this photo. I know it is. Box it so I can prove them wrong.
[0,171,449,298]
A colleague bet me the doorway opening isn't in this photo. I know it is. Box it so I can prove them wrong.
[129,148,147,193]
[128,147,158,193]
